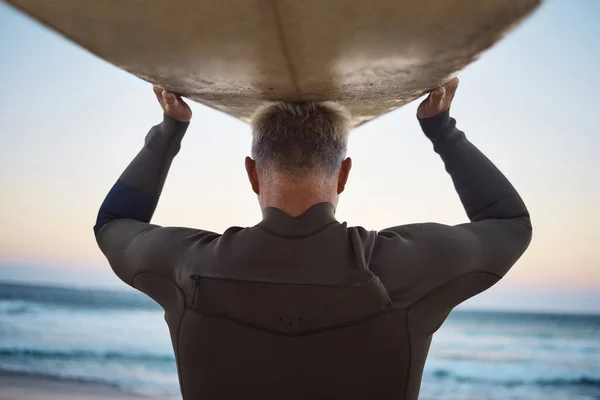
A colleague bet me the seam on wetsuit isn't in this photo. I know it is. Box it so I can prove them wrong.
[398,270,499,399]
[93,183,158,234]
[403,309,412,400]
[131,271,188,398]
[176,310,187,399]
[186,307,395,337]
[469,195,528,222]
[372,268,501,309]
[131,271,188,306]
[403,270,501,310]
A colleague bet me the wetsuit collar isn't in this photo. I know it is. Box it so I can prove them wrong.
[259,202,338,237]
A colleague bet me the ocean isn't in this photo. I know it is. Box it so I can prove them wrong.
[0,281,599,399]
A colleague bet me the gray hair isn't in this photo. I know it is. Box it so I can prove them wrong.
[251,101,351,177]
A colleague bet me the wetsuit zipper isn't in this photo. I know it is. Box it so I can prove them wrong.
[189,273,376,287]
[190,275,202,305]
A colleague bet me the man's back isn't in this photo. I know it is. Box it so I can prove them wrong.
[95,80,531,399]
[174,209,399,398]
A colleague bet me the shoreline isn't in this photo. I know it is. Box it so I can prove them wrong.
[0,371,179,400]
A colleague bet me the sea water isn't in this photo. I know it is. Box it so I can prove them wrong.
[1,281,599,399]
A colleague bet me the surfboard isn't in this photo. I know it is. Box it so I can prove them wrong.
[6,0,541,126]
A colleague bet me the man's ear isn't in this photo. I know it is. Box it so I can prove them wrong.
[245,156,260,195]
[337,157,352,194]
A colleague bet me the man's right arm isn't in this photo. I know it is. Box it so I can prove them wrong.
[371,81,532,332]
[94,88,220,309]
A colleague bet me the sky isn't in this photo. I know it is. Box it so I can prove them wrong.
[0,0,598,313]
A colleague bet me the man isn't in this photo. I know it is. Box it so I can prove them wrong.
[94,78,531,399]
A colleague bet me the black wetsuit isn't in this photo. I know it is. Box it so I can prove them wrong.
[94,110,531,399]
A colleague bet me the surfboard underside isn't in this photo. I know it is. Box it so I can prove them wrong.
[6,0,541,126]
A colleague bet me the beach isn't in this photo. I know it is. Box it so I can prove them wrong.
[0,371,172,400]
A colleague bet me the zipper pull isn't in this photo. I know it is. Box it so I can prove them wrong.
[190,275,201,305]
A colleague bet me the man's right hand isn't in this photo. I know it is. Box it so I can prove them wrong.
[153,86,192,123]
[417,77,459,119]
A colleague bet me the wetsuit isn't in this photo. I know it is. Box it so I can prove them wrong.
[94,110,531,399]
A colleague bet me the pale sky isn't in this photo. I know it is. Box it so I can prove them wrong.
[0,0,598,313]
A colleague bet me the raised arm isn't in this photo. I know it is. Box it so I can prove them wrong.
[417,78,530,225]
[371,78,532,331]
[94,88,218,297]
[94,88,191,235]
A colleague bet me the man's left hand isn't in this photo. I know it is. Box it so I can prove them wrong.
[417,77,459,119]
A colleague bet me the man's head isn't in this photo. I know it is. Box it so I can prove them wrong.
[245,101,352,216]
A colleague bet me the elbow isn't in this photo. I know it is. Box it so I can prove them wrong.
[519,214,533,244]
[511,214,533,254]
[93,181,158,236]
[93,210,118,236]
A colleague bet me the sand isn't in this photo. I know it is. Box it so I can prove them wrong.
[0,372,179,400]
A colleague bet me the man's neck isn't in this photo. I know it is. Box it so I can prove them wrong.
[259,180,337,217]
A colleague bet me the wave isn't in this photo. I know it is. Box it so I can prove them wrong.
[438,350,528,363]
[0,282,159,312]
[431,369,600,389]
[0,302,32,315]
[536,377,600,388]
[0,348,174,364]
[0,368,125,390]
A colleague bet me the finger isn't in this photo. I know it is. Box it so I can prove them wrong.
[162,90,178,106]
[443,77,459,97]
[429,86,446,106]
[445,76,459,89]
[163,91,182,115]
[153,86,166,108]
